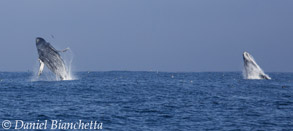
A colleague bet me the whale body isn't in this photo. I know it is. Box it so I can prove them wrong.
[36,37,69,80]
[243,52,271,80]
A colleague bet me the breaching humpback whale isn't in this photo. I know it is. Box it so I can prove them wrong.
[36,37,69,80]
[243,52,271,80]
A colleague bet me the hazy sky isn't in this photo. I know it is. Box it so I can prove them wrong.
[0,0,292,72]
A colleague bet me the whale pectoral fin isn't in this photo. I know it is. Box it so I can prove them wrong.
[48,43,68,53]
[58,48,69,53]
[38,59,45,76]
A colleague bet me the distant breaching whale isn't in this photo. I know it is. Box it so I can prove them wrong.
[36,37,69,80]
[243,52,271,80]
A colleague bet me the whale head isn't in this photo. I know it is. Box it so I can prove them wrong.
[36,37,46,45]
[36,37,48,51]
[243,52,259,67]
[243,52,253,62]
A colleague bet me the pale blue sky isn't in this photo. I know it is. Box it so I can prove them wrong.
[0,0,292,72]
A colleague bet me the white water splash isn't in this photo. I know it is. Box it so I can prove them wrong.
[62,48,76,81]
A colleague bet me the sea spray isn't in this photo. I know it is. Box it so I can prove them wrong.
[61,48,77,80]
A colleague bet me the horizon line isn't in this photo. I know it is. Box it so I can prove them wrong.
[0,70,293,73]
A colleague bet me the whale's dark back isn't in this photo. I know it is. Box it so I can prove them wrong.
[36,38,67,79]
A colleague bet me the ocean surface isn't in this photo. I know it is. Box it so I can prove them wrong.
[0,72,292,130]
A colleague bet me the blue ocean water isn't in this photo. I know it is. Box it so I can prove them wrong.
[0,72,292,130]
